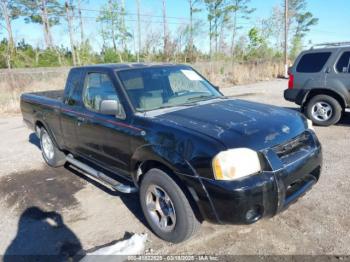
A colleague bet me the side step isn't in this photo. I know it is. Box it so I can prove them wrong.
[66,154,138,194]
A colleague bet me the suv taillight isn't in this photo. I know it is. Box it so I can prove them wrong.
[288,73,294,89]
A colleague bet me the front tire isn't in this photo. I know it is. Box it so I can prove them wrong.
[140,168,200,243]
[305,95,342,126]
[40,128,66,167]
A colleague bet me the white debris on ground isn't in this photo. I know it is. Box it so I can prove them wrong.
[80,233,148,262]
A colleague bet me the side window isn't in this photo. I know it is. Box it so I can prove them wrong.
[83,73,124,117]
[296,52,331,73]
[336,52,350,73]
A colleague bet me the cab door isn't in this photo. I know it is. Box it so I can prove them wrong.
[75,71,134,176]
[60,68,83,153]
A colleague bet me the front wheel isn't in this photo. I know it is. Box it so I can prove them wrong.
[40,128,66,167]
[305,95,342,126]
[139,168,200,243]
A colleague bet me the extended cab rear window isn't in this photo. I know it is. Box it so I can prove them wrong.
[296,52,331,73]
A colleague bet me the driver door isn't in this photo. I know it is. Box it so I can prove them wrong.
[76,71,131,175]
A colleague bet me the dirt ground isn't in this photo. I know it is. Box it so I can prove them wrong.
[0,79,349,257]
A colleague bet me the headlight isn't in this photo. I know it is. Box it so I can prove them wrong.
[307,118,314,130]
[212,148,262,181]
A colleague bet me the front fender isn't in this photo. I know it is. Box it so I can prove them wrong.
[130,144,196,182]
[130,144,220,223]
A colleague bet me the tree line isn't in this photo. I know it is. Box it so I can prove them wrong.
[0,0,318,69]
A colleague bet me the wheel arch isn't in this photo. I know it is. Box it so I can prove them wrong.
[131,145,205,222]
[34,120,60,149]
[303,89,347,109]
[34,120,45,137]
[130,144,196,184]
[137,159,205,222]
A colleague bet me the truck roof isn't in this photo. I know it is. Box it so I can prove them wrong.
[72,63,189,72]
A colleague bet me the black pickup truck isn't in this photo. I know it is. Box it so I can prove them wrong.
[21,64,322,243]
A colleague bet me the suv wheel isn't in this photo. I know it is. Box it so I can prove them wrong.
[40,128,66,167]
[140,168,200,243]
[306,95,342,126]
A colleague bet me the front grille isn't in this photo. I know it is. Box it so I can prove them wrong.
[272,132,312,165]
[271,131,320,211]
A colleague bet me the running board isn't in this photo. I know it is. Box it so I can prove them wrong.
[345,108,350,113]
[66,154,138,194]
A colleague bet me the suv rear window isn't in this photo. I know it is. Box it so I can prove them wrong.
[336,51,350,73]
[296,52,331,73]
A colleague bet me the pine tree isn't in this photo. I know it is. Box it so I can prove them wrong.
[18,0,64,49]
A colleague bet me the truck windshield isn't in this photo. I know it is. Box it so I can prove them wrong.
[117,67,222,112]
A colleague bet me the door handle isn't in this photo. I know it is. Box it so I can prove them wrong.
[77,116,86,126]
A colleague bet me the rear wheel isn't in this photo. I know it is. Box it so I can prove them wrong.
[305,95,342,126]
[139,168,200,243]
[40,128,66,167]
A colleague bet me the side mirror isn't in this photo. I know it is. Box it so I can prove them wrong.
[100,100,120,115]
[214,85,220,91]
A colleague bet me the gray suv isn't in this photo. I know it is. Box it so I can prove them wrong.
[284,42,350,126]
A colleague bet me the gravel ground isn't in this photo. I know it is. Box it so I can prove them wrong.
[0,79,349,258]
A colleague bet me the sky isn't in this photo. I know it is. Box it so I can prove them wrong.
[4,0,350,52]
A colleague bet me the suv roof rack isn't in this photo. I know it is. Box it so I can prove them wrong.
[311,41,350,49]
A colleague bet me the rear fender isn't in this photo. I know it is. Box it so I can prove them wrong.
[34,118,61,149]
[302,88,347,108]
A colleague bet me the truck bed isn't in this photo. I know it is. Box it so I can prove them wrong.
[25,90,64,101]
[20,90,65,132]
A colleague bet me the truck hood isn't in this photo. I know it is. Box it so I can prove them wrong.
[153,99,307,150]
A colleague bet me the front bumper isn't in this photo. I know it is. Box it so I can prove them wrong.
[202,130,322,224]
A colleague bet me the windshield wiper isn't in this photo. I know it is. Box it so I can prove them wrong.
[159,102,198,109]
[186,95,220,102]
[141,102,197,112]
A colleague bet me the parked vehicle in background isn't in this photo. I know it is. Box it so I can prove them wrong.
[284,42,350,126]
[21,64,322,243]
